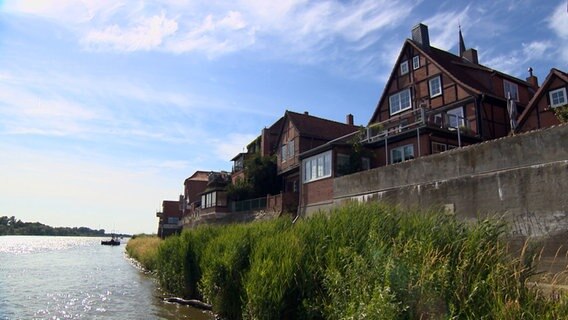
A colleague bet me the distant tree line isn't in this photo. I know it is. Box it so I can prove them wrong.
[0,216,106,236]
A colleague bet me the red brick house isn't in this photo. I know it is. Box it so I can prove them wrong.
[517,68,568,132]
[156,200,182,238]
[180,171,209,226]
[231,116,284,184]
[366,23,535,166]
[276,110,359,213]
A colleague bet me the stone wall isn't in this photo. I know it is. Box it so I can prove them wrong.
[330,124,568,241]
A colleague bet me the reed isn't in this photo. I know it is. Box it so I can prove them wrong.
[125,235,161,271]
[134,203,568,319]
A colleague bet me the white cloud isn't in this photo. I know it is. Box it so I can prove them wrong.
[424,6,471,51]
[83,13,178,51]
[212,133,258,161]
[548,2,568,64]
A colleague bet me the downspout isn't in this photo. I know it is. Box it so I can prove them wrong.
[475,94,485,138]
[294,158,303,224]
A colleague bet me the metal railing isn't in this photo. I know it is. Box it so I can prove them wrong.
[231,196,268,212]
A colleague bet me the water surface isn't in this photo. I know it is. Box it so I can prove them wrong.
[0,236,214,319]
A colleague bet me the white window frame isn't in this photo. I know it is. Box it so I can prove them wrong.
[429,76,442,97]
[431,142,447,154]
[447,107,465,129]
[303,150,332,183]
[281,144,287,162]
[503,80,519,101]
[400,60,409,75]
[390,144,414,164]
[412,55,420,70]
[549,87,567,108]
[288,140,295,159]
[389,89,412,115]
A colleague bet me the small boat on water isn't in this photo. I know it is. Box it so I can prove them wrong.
[101,235,120,246]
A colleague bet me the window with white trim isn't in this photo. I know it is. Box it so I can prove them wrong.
[431,142,447,154]
[429,76,442,97]
[400,60,409,75]
[303,150,332,183]
[389,89,412,115]
[390,144,414,164]
[549,88,567,108]
[412,55,420,70]
[503,80,519,101]
[288,140,295,159]
[447,107,465,128]
[281,144,287,162]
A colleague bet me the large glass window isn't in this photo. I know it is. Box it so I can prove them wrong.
[281,144,287,162]
[303,150,332,183]
[550,88,567,108]
[390,144,414,164]
[447,107,465,128]
[389,89,412,115]
[429,76,442,97]
[288,140,295,159]
[503,80,519,101]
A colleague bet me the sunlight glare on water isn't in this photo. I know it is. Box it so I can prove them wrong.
[0,236,213,320]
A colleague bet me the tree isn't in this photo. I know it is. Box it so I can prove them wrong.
[227,154,281,201]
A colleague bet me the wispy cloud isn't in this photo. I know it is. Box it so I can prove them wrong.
[548,2,568,64]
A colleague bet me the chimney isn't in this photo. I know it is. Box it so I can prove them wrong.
[411,23,430,48]
[346,114,354,125]
[526,67,539,90]
[462,48,478,64]
[304,111,309,115]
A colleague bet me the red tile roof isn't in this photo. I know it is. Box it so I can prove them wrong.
[286,110,359,141]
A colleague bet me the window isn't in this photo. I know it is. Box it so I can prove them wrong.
[447,107,465,128]
[303,150,332,183]
[412,55,420,69]
[288,140,295,159]
[167,217,179,224]
[549,88,567,108]
[429,76,442,97]
[400,60,409,75]
[390,144,414,164]
[389,89,412,115]
[201,195,205,208]
[503,80,519,101]
[211,192,216,207]
[281,144,287,162]
[431,142,447,154]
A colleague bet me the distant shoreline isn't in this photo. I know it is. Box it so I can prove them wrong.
[0,215,130,237]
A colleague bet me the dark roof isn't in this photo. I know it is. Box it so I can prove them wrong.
[184,171,209,183]
[517,68,568,129]
[285,110,359,141]
[370,39,533,124]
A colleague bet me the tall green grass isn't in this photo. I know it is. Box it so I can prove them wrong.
[125,235,161,271]
[128,203,568,319]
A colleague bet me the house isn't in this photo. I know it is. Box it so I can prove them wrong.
[231,116,284,184]
[366,23,535,166]
[156,200,183,238]
[180,171,209,227]
[276,110,359,213]
[516,68,568,132]
[199,171,231,219]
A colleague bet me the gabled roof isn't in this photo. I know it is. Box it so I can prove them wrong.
[370,38,533,124]
[184,171,209,183]
[517,68,568,129]
[282,110,359,142]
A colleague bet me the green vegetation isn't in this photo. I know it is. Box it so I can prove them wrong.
[125,235,162,270]
[127,203,568,319]
[227,154,281,200]
[0,215,106,236]
[553,104,568,123]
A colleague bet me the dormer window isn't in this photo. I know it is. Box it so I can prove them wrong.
[549,88,567,108]
[389,89,412,115]
[503,80,519,101]
[400,60,409,75]
[429,76,442,97]
[412,55,420,69]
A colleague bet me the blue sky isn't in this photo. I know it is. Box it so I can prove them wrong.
[0,0,566,234]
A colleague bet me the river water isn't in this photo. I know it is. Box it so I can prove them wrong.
[0,236,214,320]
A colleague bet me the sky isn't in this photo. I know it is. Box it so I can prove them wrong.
[0,0,566,235]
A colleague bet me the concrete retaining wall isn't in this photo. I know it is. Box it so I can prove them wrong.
[331,124,568,239]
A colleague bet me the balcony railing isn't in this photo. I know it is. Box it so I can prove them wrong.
[362,107,471,147]
[231,196,267,212]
